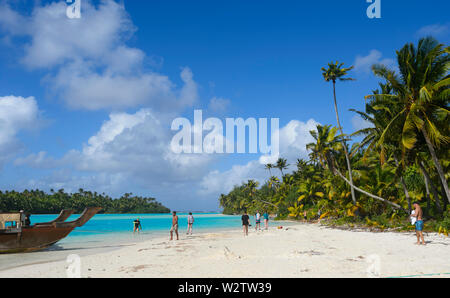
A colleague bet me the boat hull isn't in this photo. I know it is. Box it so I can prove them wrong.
[0,207,101,254]
[0,226,75,254]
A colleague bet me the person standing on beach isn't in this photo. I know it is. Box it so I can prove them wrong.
[133,218,142,234]
[170,211,179,240]
[263,210,269,230]
[411,202,425,245]
[242,211,250,236]
[187,212,194,235]
[255,211,261,231]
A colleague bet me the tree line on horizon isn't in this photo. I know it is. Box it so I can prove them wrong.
[219,37,449,233]
[0,188,170,214]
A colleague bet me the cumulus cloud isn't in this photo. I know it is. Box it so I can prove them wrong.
[17,108,216,186]
[354,50,395,74]
[208,97,231,113]
[0,0,198,111]
[200,119,319,195]
[0,95,42,167]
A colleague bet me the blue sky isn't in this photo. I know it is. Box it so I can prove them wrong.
[0,0,448,211]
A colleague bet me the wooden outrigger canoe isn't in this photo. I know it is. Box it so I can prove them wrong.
[0,207,101,254]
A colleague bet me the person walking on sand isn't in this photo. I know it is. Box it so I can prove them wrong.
[170,211,179,240]
[242,210,250,236]
[411,202,425,245]
[255,211,261,231]
[263,210,269,230]
[187,212,194,235]
[133,218,142,234]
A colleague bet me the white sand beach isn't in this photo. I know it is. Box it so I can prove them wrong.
[1,222,449,278]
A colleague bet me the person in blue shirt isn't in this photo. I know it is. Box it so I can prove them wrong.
[263,210,269,230]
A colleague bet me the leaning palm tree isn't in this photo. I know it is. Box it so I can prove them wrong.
[368,37,450,203]
[322,61,357,205]
[307,124,405,211]
[351,83,414,211]
[244,180,277,208]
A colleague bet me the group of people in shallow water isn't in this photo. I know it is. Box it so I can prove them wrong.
[241,210,269,236]
[132,211,194,241]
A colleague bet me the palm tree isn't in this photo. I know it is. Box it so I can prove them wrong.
[351,84,414,211]
[244,180,277,208]
[369,37,450,203]
[322,61,357,205]
[264,163,274,176]
[275,158,288,176]
[307,124,405,211]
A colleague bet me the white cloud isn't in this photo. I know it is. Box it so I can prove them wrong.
[0,1,198,111]
[200,119,319,195]
[0,95,42,167]
[208,97,231,113]
[416,24,449,38]
[354,50,395,74]
[17,108,215,185]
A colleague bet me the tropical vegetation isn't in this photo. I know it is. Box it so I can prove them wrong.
[219,37,449,235]
[0,189,170,214]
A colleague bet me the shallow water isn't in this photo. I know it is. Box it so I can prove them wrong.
[0,213,286,271]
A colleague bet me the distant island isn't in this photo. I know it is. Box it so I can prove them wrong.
[0,189,170,214]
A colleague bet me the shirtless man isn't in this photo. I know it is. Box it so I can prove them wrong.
[133,218,142,234]
[170,211,179,240]
[411,202,425,245]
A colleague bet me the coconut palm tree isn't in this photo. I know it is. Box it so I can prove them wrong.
[264,163,274,177]
[307,124,405,211]
[275,158,288,176]
[322,61,357,205]
[369,37,450,203]
[244,180,277,208]
[351,84,414,211]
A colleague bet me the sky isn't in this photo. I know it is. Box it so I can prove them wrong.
[0,0,448,211]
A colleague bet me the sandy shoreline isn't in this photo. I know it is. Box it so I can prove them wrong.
[1,222,449,278]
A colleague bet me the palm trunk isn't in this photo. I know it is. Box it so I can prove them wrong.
[393,155,412,212]
[255,196,278,208]
[424,172,431,215]
[333,165,406,212]
[418,160,443,214]
[421,126,450,204]
[333,81,357,205]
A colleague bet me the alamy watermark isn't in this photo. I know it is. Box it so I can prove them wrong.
[66,254,81,278]
[170,110,279,156]
[366,254,381,277]
[366,0,381,19]
[66,0,81,19]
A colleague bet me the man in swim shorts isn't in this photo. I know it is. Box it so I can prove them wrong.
[133,218,142,234]
[170,211,179,240]
[411,202,425,245]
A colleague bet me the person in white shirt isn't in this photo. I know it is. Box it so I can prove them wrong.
[255,211,261,231]
[187,212,194,235]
